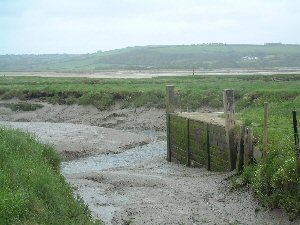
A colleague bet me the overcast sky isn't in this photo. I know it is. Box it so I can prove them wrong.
[1,0,300,54]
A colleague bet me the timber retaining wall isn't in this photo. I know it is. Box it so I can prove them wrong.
[168,113,241,172]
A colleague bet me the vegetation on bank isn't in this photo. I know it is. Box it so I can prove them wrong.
[239,100,300,219]
[0,102,44,111]
[1,44,300,71]
[0,74,300,218]
[0,128,102,225]
[0,74,299,111]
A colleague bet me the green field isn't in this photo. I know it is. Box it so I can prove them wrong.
[0,74,300,218]
[1,44,300,71]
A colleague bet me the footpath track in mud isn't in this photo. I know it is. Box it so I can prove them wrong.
[0,102,299,225]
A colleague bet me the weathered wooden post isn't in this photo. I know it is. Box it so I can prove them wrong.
[263,102,269,156]
[223,89,235,132]
[244,127,254,166]
[166,85,175,162]
[223,89,236,169]
[236,126,245,173]
[187,119,191,167]
[293,111,300,175]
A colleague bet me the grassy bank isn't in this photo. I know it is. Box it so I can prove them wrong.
[0,74,300,218]
[239,99,300,219]
[0,128,102,225]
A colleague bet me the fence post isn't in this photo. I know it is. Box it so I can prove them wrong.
[166,85,175,162]
[244,127,254,166]
[207,123,211,171]
[293,111,300,176]
[236,126,245,174]
[223,89,236,170]
[187,119,191,166]
[263,102,269,156]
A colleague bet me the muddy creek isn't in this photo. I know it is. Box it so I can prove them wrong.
[0,116,298,224]
[62,140,166,175]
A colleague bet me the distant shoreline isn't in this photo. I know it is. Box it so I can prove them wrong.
[1,68,300,79]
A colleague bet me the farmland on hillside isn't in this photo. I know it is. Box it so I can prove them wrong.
[1,44,300,72]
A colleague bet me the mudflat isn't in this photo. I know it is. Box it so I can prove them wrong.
[0,100,299,225]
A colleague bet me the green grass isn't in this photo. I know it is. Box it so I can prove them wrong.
[0,74,300,218]
[0,74,299,111]
[0,128,102,225]
[239,99,300,219]
[0,102,44,111]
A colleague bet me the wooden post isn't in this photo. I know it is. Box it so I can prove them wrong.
[244,127,253,166]
[263,102,269,156]
[187,119,191,166]
[236,126,245,173]
[223,89,235,131]
[207,124,211,171]
[293,111,300,175]
[223,89,236,170]
[166,85,175,162]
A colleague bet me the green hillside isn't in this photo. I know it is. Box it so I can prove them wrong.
[1,44,300,71]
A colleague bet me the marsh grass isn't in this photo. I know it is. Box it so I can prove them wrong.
[0,74,298,110]
[0,128,102,225]
[0,102,44,111]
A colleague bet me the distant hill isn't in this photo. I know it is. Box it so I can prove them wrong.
[1,44,300,72]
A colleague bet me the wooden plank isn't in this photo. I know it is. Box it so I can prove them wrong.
[223,89,236,131]
[244,127,254,166]
[207,123,210,171]
[208,123,231,172]
[236,126,245,174]
[188,119,209,168]
[166,85,175,114]
[223,89,236,170]
[190,152,203,162]
[166,85,175,162]
[171,147,186,157]
[171,151,187,164]
[169,114,189,165]
[187,119,191,166]
[190,159,203,168]
[293,111,300,176]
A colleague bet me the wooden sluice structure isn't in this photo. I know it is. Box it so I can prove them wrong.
[166,86,254,172]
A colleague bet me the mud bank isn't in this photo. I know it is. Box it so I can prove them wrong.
[0,100,166,131]
[0,99,220,132]
[0,121,150,160]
